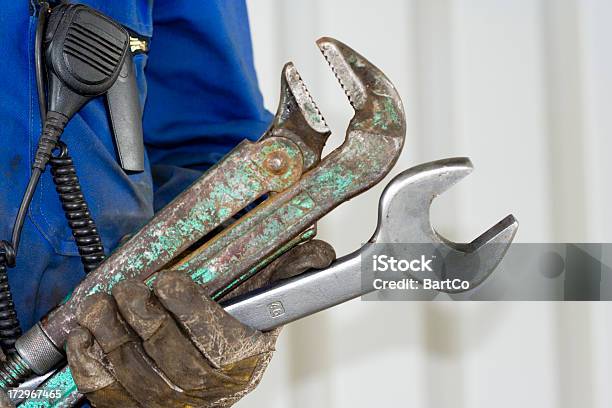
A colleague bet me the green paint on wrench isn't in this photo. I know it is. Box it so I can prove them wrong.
[18,366,78,408]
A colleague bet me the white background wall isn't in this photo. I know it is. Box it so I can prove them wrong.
[238,1,612,407]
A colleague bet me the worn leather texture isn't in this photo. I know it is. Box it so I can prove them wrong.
[67,241,335,407]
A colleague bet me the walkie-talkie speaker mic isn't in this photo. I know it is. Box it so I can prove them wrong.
[44,4,129,116]
[42,3,145,171]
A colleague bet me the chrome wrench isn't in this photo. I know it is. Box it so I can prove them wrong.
[223,157,518,330]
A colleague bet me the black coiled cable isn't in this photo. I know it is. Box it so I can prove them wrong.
[50,142,106,273]
[0,1,50,358]
[0,241,21,354]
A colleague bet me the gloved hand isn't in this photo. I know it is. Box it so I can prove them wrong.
[66,240,334,408]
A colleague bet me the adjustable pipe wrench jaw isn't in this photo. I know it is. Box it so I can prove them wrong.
[372,158,518,293]
[318,37,405,136]
[263,36,406,173]
[317,37,406,177]
[262,63,331,171]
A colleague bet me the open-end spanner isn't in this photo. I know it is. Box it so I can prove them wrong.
[223,157,518,330]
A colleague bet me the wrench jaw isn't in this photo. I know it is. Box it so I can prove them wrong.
[434,213,518,295]
[447,214,518,293]
[263,63,331,171]
[372,157,475,245]
[371,158,518,293]
[317,37,406,142]
[313,37,406,198]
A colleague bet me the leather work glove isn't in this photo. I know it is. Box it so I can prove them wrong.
[66,240,335,408]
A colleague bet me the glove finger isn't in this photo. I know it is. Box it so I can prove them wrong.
[153,270,277,368]
[67,327,140,408]
[269,239,336,281]
[112,280,217,392]
[66,327,116,394]
[77,293,200,408]
[223,239,336,301]
[76,293,137,354]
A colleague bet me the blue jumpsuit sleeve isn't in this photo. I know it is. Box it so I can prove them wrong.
[143,0,273,211]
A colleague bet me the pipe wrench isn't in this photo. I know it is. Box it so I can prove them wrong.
[2,37,407,401]
[14,158,517,407]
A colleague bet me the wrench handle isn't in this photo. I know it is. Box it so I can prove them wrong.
[222,250,367,331]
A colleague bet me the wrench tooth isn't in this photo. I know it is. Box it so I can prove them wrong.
[317,37,367,110]
[284,63,329,134]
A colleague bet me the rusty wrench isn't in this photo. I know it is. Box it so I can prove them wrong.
[223,158,518,330]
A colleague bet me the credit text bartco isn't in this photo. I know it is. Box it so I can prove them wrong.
[371,254,470,291]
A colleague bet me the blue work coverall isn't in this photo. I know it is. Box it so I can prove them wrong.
[0,0,271,334]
